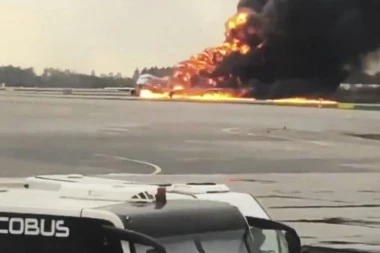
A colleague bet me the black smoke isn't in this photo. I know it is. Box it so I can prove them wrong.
[211,0,380,99]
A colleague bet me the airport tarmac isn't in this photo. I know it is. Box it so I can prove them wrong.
[0,95,379,252]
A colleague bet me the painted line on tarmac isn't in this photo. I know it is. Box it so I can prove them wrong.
[0,178,27,188]
[222,127,332,147]
[93,154,162,175]
[0,178,24,182]
[102,127,130,132]
[340,163,379,169]
[269,135,332,147]
[3,92,380,111]
[221,127,240,134]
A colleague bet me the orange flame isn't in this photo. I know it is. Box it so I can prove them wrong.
[271,97,338,105]
[139,88,253,102]
[138,9,338,105]
[139,9,255,100]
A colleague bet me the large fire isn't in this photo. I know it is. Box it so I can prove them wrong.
[139,88,252,101]
[136,9,255,101]
[137,8,337,105]
[170,8,255,90]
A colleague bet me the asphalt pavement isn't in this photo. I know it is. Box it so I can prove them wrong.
[0,95,380,252]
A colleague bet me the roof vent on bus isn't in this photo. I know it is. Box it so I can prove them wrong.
[58,184,156,202]
[130,191,155,202]
[166,183,230,195]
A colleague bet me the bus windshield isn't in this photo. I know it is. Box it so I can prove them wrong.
[121,228,285,253]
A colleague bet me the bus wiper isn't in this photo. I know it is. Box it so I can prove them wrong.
[245,216,301,253]
[194,237,206,253]
[243,228,253,253]
[103,225,167,253]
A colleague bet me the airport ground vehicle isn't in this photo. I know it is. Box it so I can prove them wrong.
[0,174,302,253]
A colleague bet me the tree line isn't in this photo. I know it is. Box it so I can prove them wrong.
[0,64,378,88]
[0,65,173,88]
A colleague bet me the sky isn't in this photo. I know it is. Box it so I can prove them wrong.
[0,0,238,77]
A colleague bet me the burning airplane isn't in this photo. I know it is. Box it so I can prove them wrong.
[137,0,380,101]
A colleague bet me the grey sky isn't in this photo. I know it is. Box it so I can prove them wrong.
[0,0,237,76]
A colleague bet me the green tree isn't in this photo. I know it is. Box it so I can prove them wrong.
[132,68,140,81]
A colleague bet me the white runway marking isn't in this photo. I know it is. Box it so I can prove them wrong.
[102,127,130,132]
[93,154,162,175]
[283,146,303,151]
[221,127,239,134]
[0,178,26,188]
[185,140,212,144]
[0,178,24,182]
[221,127,333,147]
[340,163,378,169]
[176,157,203,161]
[269,135,333,147]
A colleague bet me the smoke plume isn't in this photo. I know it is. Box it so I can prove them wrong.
[211,0,380,98]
